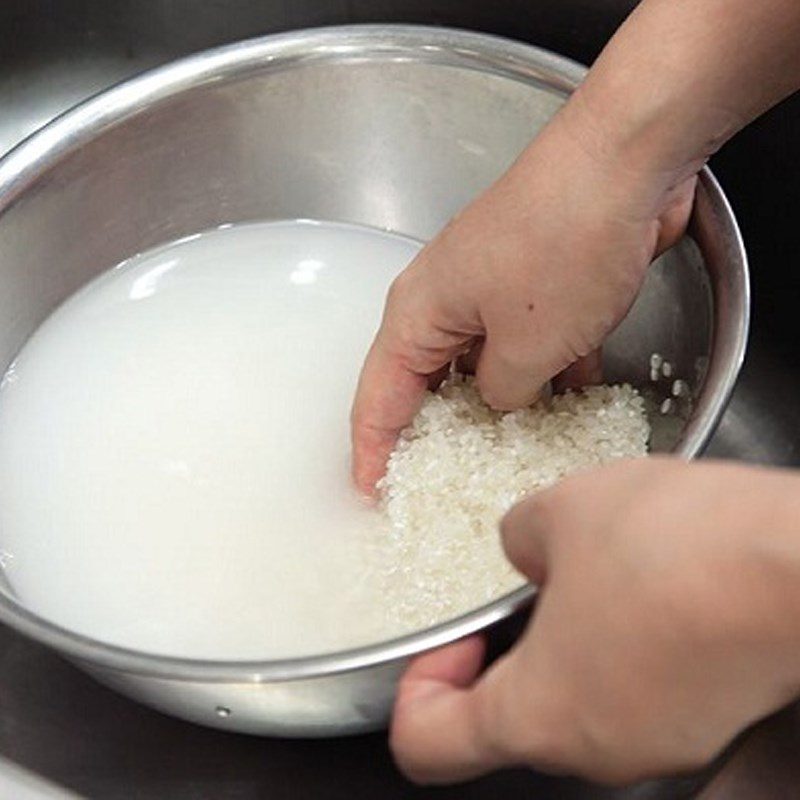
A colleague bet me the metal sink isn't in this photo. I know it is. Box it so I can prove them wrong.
[1,1,799,797]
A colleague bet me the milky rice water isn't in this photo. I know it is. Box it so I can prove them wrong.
[0,220,650,659]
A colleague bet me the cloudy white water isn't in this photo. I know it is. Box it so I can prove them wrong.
[0,220,421,659]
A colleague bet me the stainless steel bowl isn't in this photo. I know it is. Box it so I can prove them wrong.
[0,25,748,737]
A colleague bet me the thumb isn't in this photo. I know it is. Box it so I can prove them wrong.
[500,493,552,585]
[390,497,554,783]
[391,633,561,784]
[390,636,506,784]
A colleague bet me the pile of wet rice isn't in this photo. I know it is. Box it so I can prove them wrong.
[374,376,650,632]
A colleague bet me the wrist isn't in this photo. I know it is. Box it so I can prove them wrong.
[512,92,700,229]
[557,82,731,213]
[556,0,749,205]
[576,80,735,172]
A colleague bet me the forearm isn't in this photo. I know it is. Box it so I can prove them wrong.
[564,0,800,203]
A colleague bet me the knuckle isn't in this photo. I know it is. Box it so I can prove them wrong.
[381,310,426,366]
[386,269,415,305]
[391,316,419,360]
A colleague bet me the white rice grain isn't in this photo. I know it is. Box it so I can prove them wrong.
[371,376,650,635]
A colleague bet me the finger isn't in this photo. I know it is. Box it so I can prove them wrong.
[391,636,504,784]
[500,494,551,584]
[351,268,477,494]
[392,636,568,784]
[475,333,548,411]
[351,339,429,496]
[553,348,603,393]
[397,636,486,703]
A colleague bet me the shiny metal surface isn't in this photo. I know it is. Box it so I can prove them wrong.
[0,27,747,739]
[0,3,798,798]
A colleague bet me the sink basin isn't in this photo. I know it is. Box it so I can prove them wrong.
[1,1,799,798]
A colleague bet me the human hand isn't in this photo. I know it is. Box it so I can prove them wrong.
[351,102,696,494]
[390,458,800,785]
[352,0,800,495]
